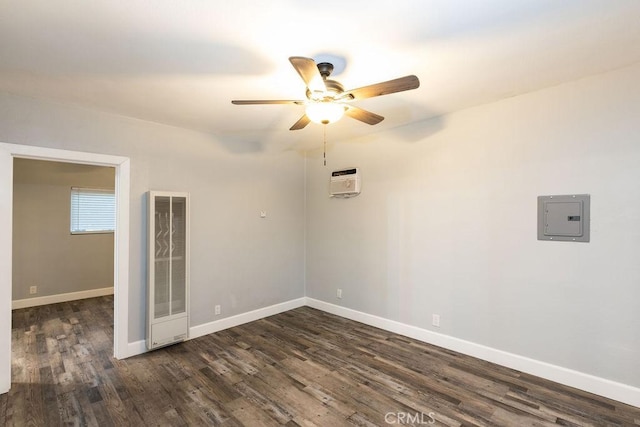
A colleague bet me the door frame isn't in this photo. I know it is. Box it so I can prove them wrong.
[0,142,130,394]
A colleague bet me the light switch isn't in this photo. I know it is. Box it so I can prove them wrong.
[538,194,590,242]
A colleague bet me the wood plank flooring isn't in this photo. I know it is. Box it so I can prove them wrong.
[2,296,639,426]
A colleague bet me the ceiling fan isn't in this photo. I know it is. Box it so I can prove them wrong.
[231,56,420,130]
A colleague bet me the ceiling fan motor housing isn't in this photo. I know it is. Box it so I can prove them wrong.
[316,62,334,78]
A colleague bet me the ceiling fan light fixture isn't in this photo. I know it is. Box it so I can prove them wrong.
[306,101,345,124]
[232,56,420,131]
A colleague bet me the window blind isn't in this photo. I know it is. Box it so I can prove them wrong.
[70,187,115,234]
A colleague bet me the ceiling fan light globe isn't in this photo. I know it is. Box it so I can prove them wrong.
[306,102,345,124]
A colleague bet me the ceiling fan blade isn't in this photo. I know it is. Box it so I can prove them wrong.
[289,56,326,93]
[290,114,311,131]
[342,75,420,101]
[232,100,304,105]
[345,106,384,125]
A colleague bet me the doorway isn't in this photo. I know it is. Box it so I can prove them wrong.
[0,143,130,394]
[12,159,115,308]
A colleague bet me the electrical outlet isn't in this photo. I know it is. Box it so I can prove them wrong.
[337,288,343,299]
[215,305,221,315]
[432,314,440,327]
[29,286,37,295]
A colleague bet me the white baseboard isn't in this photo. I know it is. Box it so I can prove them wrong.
[12,287,114,309]
[121,297,308,359]
[304,297,640,408]
[190,297,306,340]
[124,339,147,359]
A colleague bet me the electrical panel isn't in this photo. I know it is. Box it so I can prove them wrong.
[537,194,590,242]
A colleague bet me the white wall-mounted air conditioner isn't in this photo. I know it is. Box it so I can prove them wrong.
[330,168,361,197]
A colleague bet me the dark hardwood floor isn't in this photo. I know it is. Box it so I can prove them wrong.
[2,296,639,426]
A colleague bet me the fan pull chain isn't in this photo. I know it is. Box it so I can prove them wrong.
[323,124,327,166]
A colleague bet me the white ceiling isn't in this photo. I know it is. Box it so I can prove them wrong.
[1,0,640,150]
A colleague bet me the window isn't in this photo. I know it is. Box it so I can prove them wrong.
[70,187,115,234]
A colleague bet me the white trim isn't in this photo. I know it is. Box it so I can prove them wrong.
[0,142,130,394]
[127,339,148,358]
[0,148,13,394]
[114,156,130,360]
[122,298,308,359]
[304,298,640,408]
[190,298,306,340]
[12,287,114,310]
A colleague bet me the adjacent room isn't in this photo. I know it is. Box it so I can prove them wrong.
[12,159,115,308]
[1,1,639,425]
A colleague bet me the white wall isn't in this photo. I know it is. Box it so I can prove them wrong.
[0,94,305,342]
[305,62,640,389]
[12,159,115,300]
